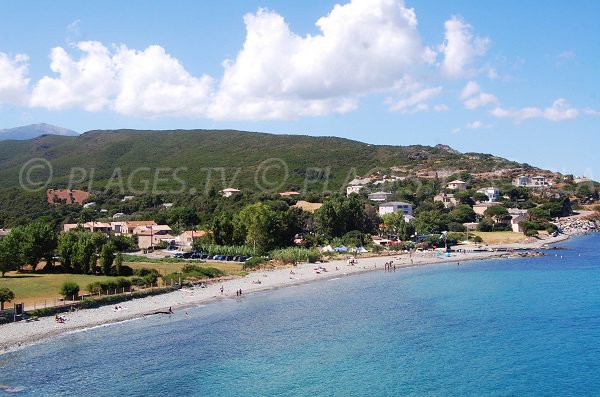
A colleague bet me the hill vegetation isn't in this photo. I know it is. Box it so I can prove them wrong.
[0,129,527,192]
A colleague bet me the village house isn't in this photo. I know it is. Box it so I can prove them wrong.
[472,202,498,216]
[378,201,414,217]
[346,185,362,195]
[368,191,393,202]
[221,188,241,197]
[446,180,467,191]
[512,175,550,187]
[63,222,112,233]
[279,191,301,197]
[175,230,207,248]
[136,228,175,249]
[434,193,458,208]
[476,187,501,202]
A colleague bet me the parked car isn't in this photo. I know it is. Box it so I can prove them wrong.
[173,253,184,258]
[225,255,234,261]
[237,256,247,262]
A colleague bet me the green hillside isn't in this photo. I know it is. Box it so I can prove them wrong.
[0,129,524,193]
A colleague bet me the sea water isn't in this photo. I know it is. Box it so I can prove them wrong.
[1,234,599,396]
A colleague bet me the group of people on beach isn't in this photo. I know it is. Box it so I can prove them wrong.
[384,261,396,271]
[54,314,66,323]
[236,289,243,296]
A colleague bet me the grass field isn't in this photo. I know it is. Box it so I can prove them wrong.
[0,272,117,307]
[0,260,245,308]
[470,231,530,245]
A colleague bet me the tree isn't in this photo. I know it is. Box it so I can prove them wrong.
[382,212,415,241]
[414,210,449,235]
[449,204,476,224]
[483,205,510,223]
[239,203,275,255]
[0,232,25,277]
[114,252,123,276]
[60,281,80,299]
[0,287,15,310]
[58,231,79,273]
[20,222,57,272]
[100,241,116,275]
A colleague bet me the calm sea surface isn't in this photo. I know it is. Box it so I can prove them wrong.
[1,234,599,396]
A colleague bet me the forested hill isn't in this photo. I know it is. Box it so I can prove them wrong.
[0,129,533,192]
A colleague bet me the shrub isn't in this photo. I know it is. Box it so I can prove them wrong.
[525,228,539,237]
[448,222,467,232]
[270,247,321,264]
[471,235,483,243]
[492,224,512,232]
[60,281,80,298]
[243,257,266,270]
[130,277,145,286]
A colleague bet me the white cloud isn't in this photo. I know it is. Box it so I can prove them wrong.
[491,98,579,123]
[440,16,489,78]
[583,108,600,116]
[465,120,492,129]
[452,127,461,133]
[388,86,442,113]
[460,80,497,109]
[464,92,498,109]
[30,42,117,111]
[433,104,449,112]
[460,80,480,99]
[26,0,445,120]
[210,0,433,119]
[113,45,214,117]
[0,52,30,105]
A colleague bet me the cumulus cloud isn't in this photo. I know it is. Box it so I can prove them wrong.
[491,98,579,123]
[0,52,30,105]
[210,0,433,119]
[440,16,489,78]
[459,80,497,109]
[30,41,117,111]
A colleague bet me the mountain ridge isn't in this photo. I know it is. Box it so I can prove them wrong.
[0,128,553,192]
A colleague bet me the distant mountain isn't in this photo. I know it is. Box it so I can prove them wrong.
[0,123,79,141]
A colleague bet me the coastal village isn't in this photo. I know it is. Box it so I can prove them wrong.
[1,160,599,350]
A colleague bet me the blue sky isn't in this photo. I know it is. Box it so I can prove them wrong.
[0,0,598,177]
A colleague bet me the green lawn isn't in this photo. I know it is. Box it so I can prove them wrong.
[470,231,529,245]
[0,272,117,307]
[0,260,244,309]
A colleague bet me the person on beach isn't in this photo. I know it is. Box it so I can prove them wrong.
[220,286,224,294]
[168,307,173,314]
[239,289,242,295]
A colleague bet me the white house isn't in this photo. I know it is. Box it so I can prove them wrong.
[221,188,241,197]
[512,175,550,188]
[511,213,528,233]
[346,185,363,195]
[378,201,414,217]
[477,187,501,202]
[446,180,467,191]
[368,191,392,202]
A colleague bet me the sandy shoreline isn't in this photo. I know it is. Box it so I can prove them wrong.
[0,233,571,355]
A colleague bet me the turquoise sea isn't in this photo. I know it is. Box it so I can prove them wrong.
[1,234,599,396]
